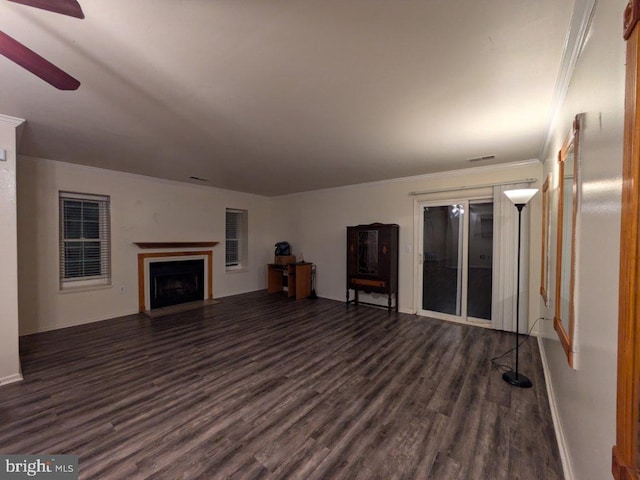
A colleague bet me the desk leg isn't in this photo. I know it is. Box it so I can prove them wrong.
[268,266,283,294]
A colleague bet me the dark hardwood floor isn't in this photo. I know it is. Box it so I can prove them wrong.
[0,291,563,479]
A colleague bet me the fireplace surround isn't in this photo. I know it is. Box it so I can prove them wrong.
[136,245,216,312]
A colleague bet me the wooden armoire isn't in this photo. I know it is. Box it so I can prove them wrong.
[346,223,399,312]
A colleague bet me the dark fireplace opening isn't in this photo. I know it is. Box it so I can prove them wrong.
[149,259,205,309]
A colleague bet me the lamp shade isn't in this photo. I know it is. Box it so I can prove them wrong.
[504,188,538,205]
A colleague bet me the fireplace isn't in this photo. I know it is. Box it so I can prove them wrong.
[136,247,215,312]
[149,259,205,309]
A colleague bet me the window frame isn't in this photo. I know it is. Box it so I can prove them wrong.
[225,208,248,272]
[59,191,111,290]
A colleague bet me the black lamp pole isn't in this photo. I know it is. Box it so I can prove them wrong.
[502,202,533,389]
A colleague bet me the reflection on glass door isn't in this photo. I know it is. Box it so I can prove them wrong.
[467,203,493,320]
[420,200,493,323]
[422,204,464,315]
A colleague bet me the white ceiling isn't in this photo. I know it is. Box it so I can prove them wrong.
[0,0,574,196]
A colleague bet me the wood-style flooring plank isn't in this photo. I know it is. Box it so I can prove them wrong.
[0,291,563,480]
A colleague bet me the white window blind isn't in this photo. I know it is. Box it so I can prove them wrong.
[225,208,248,270]
[59,191,111,288]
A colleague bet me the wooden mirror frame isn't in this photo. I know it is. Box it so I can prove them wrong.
[613,2,640,478]
[540,173,552,306]
[553,116,580,368]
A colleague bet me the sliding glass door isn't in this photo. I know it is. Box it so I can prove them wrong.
[421,204,464,316]
[418,199,493,323]
[467,202,493,320]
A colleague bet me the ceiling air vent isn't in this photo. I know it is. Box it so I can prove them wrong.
[467,154,496,163]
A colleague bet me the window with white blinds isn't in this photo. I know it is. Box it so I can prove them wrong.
[59,191,111,289]
[225,208,248,270]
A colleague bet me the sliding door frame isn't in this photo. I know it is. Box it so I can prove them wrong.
[413,195,493,326]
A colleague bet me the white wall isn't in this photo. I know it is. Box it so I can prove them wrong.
[16,155,543,336]
[0,115,24,384]
[270,160,542,329]
[539,0,625,478]
[17,157,273,334]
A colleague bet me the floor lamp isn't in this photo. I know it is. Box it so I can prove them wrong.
[502,188,538,388]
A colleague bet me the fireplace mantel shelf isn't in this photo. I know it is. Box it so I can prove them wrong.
[134,242,219,249]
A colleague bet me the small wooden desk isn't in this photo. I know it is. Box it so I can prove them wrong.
[268,262,312,300]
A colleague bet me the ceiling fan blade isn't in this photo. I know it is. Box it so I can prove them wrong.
[0,31,80,90]
[6,0,84,19]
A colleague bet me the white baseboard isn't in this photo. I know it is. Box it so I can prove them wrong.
[0,371,23,386]
[537,335,573,480]
[19,309,138,336]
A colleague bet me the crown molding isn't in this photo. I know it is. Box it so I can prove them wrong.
[20,155,268,199]
[0,113,25,128]
[275,159,541,199]
[538,0,597,160]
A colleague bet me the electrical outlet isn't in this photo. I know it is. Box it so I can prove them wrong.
[119,286,126,294]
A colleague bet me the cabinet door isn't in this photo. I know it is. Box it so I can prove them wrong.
[356,229,379,275]
[347,228,358,278]
[376,226,393,285]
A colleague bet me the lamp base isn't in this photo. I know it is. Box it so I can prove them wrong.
[502,371,533,388]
